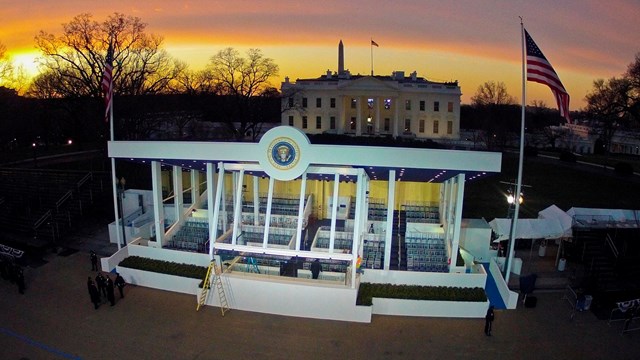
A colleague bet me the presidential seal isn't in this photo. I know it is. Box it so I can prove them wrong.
[259,126,310,181]
[268,137,300,170]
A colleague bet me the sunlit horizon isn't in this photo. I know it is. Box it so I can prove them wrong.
[2,0,639,109]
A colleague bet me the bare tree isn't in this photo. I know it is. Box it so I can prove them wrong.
[202,48,279,140]
[0,43,13,86]
[585,77,633,153]
[32,13,184,99]
[624,52,640,124]
[471,81,517,106]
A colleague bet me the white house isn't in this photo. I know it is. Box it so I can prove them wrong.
[281,40,461,140]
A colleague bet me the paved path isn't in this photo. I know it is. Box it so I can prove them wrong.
[2,245,640,360]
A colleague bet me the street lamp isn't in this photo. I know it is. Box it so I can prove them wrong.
[118,177,126,247]
[503,188,524,279]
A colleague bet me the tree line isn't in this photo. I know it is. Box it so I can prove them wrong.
[1,12,639,154]
[0,13,280,148]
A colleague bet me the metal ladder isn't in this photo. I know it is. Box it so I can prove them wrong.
[197,261,230,316]
[246,257,260,274]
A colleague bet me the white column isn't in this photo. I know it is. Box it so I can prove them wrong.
[110,158,122,250]
[384,170,396,270]
[447,178,456,241]
[207,162,221,258]
[253,176,260,226]
[375,97,381,134]
[173,166,184,223]
[329,174,340,253]
[296,173,307,251]
[337,96,345,135]
[220,170,228,233]
[231,169,244,246]
[351,169,365,288]
[356,97,362,136]
[439,181,447,222]
[449,174,465,272]
[393,97,400,138]
[263,176,275,248]
[190,170,200,206]
[151,161,165,247]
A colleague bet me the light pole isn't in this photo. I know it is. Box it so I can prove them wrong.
[118,177,127,247]
[503,187,523,279]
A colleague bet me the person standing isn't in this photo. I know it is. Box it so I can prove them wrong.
[310,259,321,280]
[90,250,98,271]
[114,273,126,299]
[95,272,107,299]
[105,275,116,306]
[87,277,100,309]
[485,305,495,336]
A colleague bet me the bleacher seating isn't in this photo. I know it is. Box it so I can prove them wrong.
[240,231,292,247]
[164,218,209,253]
[0,168,108,244]
[362,239,385,269]
[405,232,448,272]
[315,228,352,252]
[348,197,387,220]
[402,203,440,224]
[242,195,306,216]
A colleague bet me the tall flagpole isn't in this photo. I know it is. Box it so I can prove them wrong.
[504,18,526,284]
[105,40,123,250]
[370,38,374,76]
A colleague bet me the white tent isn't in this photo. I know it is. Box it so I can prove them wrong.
[489,218,566,242]
[538,205,573,238]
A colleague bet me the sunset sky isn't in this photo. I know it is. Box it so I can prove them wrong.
[1,0,639,109]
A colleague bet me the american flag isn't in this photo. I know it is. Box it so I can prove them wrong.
[525,29,570,122]
[102,43,114,122]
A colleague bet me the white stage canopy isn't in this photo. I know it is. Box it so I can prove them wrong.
[538,205,573,238]
[489,218,566,242]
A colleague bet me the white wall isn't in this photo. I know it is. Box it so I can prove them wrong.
[459,218,493,262]
[372,298,489,318]
[204,274,372,323]
[489,258,519,309]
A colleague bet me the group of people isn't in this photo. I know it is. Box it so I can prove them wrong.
[0,257,26,294]
[87,250,126,310]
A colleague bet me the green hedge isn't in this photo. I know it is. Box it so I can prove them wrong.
[118,256,207,280]
[356,283,487,306]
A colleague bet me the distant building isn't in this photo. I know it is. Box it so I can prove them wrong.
[281,40,461,140]
[553,122,640,156]
[553,123,596,154]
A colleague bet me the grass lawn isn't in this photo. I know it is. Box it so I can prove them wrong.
[463,152,640,220]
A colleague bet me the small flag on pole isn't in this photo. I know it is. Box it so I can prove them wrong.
[525,29,570,122]
[371,39,379,47]
[102,43,114,122]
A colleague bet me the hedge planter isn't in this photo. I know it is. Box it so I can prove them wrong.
[116,266,201,295]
